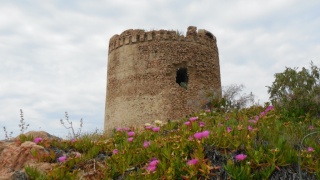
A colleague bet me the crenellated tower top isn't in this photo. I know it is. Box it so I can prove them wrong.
[108,26,217,54]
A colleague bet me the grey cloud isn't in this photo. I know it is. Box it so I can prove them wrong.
[1,0,320,138]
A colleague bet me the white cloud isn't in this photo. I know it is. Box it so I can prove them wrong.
[0,0,319,139]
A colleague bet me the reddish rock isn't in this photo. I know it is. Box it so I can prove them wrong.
[0,131,58,179]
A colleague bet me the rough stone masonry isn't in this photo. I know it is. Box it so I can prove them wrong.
[104,26,221,132]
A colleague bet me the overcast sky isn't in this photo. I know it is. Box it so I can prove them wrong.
[1,0,319,139]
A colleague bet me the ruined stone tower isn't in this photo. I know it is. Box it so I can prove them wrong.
[104,26,221,131]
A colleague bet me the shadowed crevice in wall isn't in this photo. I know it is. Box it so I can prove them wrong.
[176,68,188,89]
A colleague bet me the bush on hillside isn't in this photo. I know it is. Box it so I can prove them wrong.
[267,61,320,119]
[206,84,255,111]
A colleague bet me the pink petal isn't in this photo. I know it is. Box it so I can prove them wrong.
[112,149,118,154]
[248,119,257,124]
[235,154,247,161]
[194,132,203,139]
[127,131,135,137]
[143,141,151,148]
[149,159,159,166]
[189,117,198,121]
[58,156,67,162]
[201,130,210,138]
[308,147,314,152]
[147,165,156,172]
[187,159,198,166]
[34,137,42,144]
[152,127,160,132]
[309,126,314,130]
[199,122,205,127]
[145,125,153,130]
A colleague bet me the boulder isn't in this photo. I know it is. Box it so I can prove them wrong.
[0,131,58,179]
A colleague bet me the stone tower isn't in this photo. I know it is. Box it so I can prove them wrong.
[104,26,221,131]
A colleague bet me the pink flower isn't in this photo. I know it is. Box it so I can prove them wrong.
[123,127,130,131]
[199,122,205,127]
[255,116,259,121]
[193,130,210,139]
[145,126,153,130]
[188,136,194,140]
[143,141,151,148]
[227,127,232,133]
[74,152,81,158]
[116,127,123,132]
[225,116,230,120]
[127,137,134,142]
[187,159,198,166]
[146,165,156,172]
[265,105,274,112]
[308,147,314,152]
[189,117,198,122]
[58,156,67,162]
[235,154,247,161]
[184,121,191,125]
[71,138,76,143]
[152,127,160,132]
[205,109,211,113]
[112,149,118,154]
[309,126,314,130]
[194,132,203,139]
[127,131,135,137]
[248,119,257,124]
[146,158,159,172]
[149,159,159,166]
[248,125,253,131]
[260,111,266,117]
[34,137,42,144]
[202,130,210,138]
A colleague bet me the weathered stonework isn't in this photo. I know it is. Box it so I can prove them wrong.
[104,26,221,132]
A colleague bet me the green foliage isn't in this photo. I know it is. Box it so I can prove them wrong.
[14,105,320,179]
[25,166,48,180]
[224,160,252,179]
[30,148,56,163]
[73,136,95,152]
[60,112,83,139]
[268,62,320,119]
[18,134,34,143]
[206,84,255,112]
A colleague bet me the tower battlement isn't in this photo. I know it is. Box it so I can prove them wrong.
[108,26,217,54]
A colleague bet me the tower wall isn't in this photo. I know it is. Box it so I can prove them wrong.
[104,26,221,131]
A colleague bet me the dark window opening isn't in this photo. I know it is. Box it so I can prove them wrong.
[176,68,188,89]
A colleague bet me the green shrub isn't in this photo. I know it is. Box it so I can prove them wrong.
[267,62,320,119]
[206,84,255,112]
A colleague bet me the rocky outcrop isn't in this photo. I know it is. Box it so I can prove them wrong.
[0,131,58,180]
